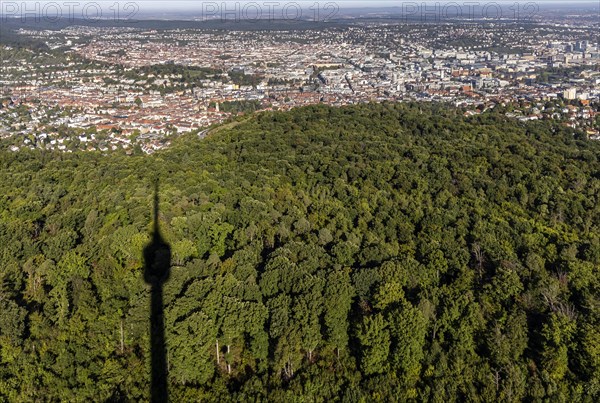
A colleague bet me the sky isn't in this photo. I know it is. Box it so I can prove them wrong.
[3,0,598,18]
[134,1,599,9]
[9,0,600,8]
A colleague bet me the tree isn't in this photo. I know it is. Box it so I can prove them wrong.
[358,314,390,376]
[324,268,354,354]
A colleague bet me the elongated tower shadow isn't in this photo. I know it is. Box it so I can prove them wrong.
[144,180,171,402]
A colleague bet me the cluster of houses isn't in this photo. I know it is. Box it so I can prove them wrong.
[2,22,599,152]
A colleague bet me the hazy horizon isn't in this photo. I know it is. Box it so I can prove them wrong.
[4,0,600,13]
[1,1,597,23]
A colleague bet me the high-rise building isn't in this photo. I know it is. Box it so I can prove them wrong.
[575,41,589,52]
[563,88,577,100]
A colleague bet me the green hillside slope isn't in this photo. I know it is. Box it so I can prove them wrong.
[0,103,599,401]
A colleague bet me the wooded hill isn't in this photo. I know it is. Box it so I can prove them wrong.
[0,102,599,401]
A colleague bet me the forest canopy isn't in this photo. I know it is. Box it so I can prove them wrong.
[0,102,599,401]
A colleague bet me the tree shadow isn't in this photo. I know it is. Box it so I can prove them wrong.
[143,180,171,402]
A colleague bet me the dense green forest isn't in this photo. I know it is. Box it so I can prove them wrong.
[0,103,599,401]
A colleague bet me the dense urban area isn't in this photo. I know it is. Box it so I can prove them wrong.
[1,17,599,153]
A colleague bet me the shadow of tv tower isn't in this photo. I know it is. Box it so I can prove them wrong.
[144,180,171,402]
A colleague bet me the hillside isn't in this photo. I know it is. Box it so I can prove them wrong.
[0,103,599,401]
